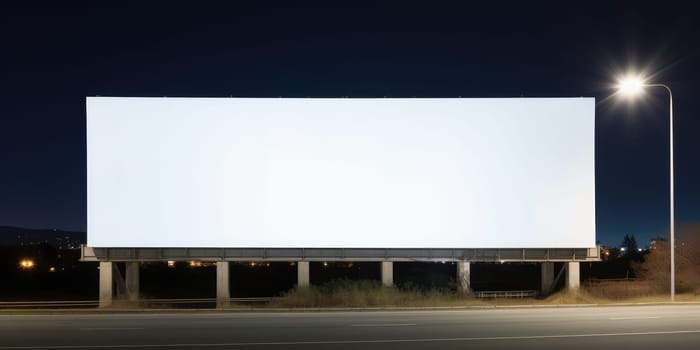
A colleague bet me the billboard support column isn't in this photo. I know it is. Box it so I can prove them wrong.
[99,261,113,308]
[381,261,393,287]
[216,261,230,308]
[566,262,580,290]
[541,262,555,296]
[457,261,472,296]
[297,261,310,287]
[125,262,140,302]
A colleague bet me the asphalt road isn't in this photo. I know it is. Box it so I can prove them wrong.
[1,305,700,349]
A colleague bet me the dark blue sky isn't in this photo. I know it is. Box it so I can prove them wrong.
[1,1,699,247]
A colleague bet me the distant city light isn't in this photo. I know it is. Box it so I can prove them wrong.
[49,266,56,272]
[19,259,35,269]
[188,261,203,267]
[167,261,176,268]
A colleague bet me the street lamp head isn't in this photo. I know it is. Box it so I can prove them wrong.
[617,75,645,96]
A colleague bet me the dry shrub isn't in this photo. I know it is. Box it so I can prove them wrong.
[633,224,700,294]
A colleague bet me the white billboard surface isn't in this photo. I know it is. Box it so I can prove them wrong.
[87,97,595,248]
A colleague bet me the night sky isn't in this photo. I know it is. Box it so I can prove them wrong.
[1,1,699,247]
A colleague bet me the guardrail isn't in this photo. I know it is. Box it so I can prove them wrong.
[1,293,543,308]
[0,300,99,308]
[0,297,275,309]
[473,290,537,299]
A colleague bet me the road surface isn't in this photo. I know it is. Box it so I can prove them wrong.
[1,305,700,349]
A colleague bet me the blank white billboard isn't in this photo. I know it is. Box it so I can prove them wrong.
[87,97,595,248]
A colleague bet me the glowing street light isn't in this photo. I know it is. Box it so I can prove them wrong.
[617,75,645,96]
[616,74,675,301]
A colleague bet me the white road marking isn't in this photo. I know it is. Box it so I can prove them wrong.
[350,323,416,327]
[609,316,661,320]
[1,329,699,348]
[80,328,145,331]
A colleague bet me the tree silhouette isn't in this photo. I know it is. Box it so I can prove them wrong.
[622,234,638,254]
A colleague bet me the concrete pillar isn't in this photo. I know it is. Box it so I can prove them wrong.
[566,261,580,290]
[99,261,113,308]
[297,261,310,288]
[216,261,230,308]
[125,262,140,302]
[456,261,472,296]
[381,261,393,287]
[541,262,554,296]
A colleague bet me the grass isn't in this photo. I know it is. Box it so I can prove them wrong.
[264,279,700,309]
[268,279,486,308]
[583,279,658,301]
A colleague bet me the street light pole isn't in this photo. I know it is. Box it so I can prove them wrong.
[645,84,675,301]
[617,78,675,301]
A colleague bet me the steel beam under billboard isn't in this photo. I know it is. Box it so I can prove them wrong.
[80,246,601,263]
